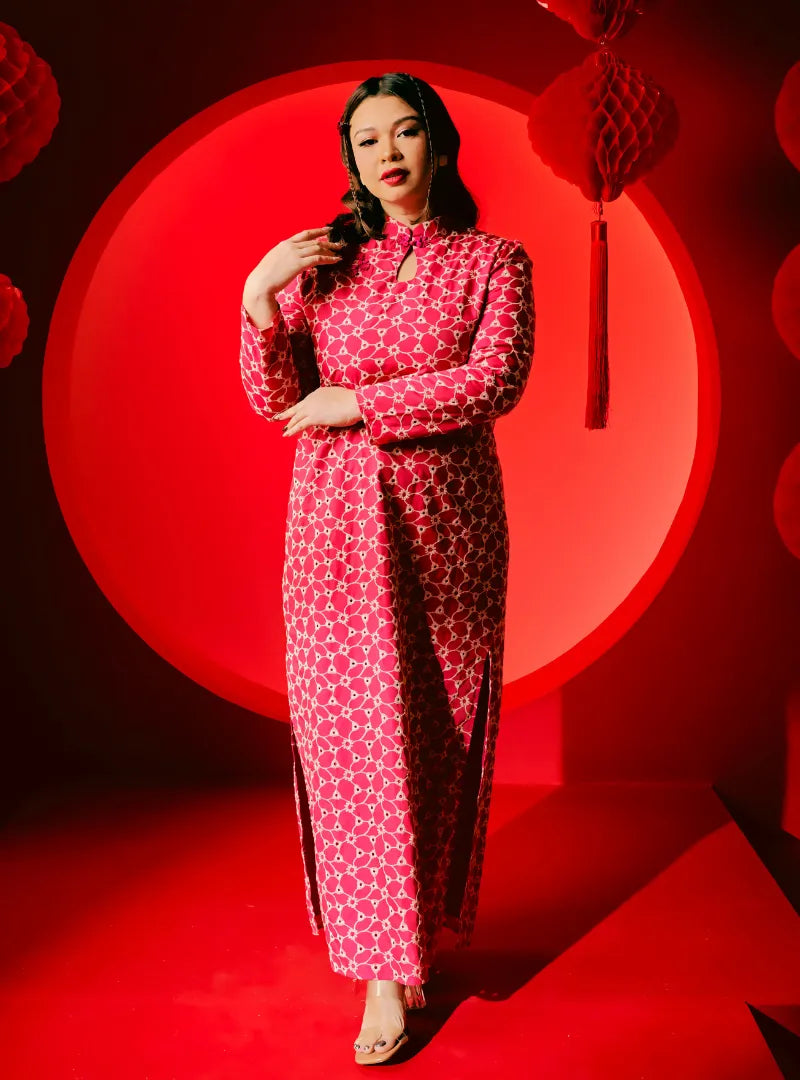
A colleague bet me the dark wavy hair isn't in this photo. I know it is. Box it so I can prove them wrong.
[326,73,479,252]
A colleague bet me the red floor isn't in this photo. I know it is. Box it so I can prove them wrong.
[1,781,798,1078]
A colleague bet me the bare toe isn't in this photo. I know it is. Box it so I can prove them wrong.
[354,1025,379,1054]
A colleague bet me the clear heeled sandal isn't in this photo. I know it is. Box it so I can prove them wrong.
[353,978,425,1065]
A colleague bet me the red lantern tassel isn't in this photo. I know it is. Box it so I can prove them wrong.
[586,214,609,429]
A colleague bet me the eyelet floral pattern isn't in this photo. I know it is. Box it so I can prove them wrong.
[239,214,535,987]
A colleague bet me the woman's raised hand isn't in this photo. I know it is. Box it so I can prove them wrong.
[241,226,359,432]
[244,226,345,305]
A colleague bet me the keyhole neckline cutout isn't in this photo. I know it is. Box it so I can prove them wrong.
[394,246,418,284]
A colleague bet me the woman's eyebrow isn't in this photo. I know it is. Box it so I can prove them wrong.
[353,114,421,137]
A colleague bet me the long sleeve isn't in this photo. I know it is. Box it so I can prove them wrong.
[353,239,535,445]
[239,268,320,421]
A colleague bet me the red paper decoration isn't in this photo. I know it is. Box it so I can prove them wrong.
[776,60,800,175]
[774,443,800,560]
[0,274,29,366]
[528,48,678,202]
[772,243,800,362]
[536,0,650,42]
[528,47,678,426]
[0,21,60,183]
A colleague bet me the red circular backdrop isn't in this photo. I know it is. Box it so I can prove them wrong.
[42,63,720,719]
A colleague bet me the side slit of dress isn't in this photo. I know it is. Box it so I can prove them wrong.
[444,647,494,934]
[289,725,325,934]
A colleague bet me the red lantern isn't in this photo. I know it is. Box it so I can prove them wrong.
[0,21,60,183]
[536,0,650,42]
[528,47,678,426]
[0,274,29,367]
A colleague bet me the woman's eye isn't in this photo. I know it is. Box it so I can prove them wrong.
[358,128,421,147]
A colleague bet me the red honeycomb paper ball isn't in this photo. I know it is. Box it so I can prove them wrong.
[527,47,679,202]
[536,0,651,41]
[772,243,800,361]
[776,59,800,173]
[0,274,29,366]
[774,443,800,560]
[0,21,60,182]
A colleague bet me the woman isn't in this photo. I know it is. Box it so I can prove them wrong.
[240,72,535,1065]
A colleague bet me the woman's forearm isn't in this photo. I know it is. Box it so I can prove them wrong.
[242,280,280,331]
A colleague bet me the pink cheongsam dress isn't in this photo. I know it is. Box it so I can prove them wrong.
[239,212,535,989]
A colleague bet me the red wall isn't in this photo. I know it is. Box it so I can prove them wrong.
[2,0,799,827]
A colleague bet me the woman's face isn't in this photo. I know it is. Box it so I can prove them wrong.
[349,93,431,219]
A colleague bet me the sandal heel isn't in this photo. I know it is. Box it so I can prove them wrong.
[404,983,427,1010]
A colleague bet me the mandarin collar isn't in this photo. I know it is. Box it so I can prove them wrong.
[379,214,447,248]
